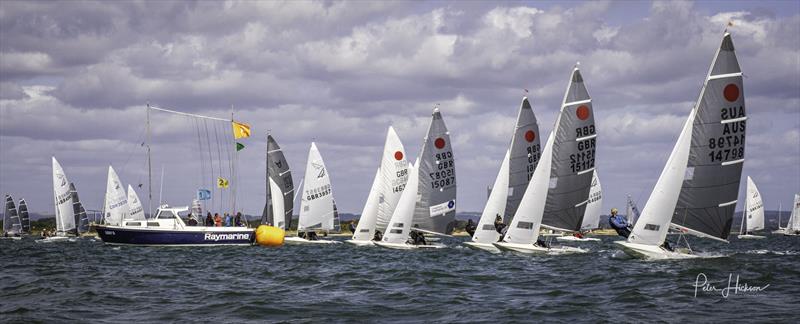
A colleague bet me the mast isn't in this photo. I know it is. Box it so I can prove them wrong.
[778,203,782,229]
[740,194,747,235]
[265,132,271,225]
[146,103,153,218]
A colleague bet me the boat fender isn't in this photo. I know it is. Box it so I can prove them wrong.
[255,225,285,247]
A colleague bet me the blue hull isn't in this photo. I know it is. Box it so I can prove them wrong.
[94,225,255,246]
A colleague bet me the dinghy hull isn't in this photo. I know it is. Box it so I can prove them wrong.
[614,241,698,260]
[737,234,766,240]
[374,241,446,250]
[344,239,375,246]
[555,236,601,242]
[94,225,254,246]
[493,242,548,254]
[463,241,500,253]
[284,236,341,245]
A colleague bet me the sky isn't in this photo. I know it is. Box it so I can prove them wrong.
[1,0,798,217]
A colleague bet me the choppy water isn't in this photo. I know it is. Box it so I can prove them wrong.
[1,234,798,323]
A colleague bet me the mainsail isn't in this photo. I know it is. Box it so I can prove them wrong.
[540,67,598,232]
[626,195,641,226]
[298,142,336,231]
[472,150,510,244]
[103,166,129,226]
[741,176,764,233]
[70,183,89,234]
[669,33,745,242]
[413,107,457,234]
[18,198,30,233]
[127,184,146,220]
[382,160,419,244]
[3,195,21,235]
[506,97,542,220]
[787,194,800,232]
[580,170,603,230]
[352,169,382,241]
[629,32,745,246]
[261,135,294,230]
[53,157,77,235]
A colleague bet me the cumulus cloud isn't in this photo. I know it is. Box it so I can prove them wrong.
[0,0,798,215]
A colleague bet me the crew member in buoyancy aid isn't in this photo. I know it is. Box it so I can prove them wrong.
[494,214,506,234]
[661,240,674,252]
[373,230,383,241]
[608,208,631,238]
[307,231,319,241]
[409,229,427,245]
[465,219,477,237]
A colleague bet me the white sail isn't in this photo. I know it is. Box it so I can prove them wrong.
[269,177,285,229]
[52,157,76,235]
[103,166,129,226]
[580,170,603,230]
[743,176,764,232]
[472,150,510,244]
[127,184,146,220]
[629,32,745,246]
[298,142,336,231]
[788,194,800,231]
[413,108,456,234]
[375,126,409,230]
[382,160,419,244]
[352,168,381,241]
[502,133,555,245]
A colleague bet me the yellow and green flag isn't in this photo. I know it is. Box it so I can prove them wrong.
[217,177,229,188]
[232,121,251,139]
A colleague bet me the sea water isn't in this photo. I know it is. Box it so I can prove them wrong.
[1,235,797,322]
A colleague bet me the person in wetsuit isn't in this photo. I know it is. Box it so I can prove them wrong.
[465,219,477,237]
[307,231,318,241]
[373,230,383,241]
[608,208,631,238]
[494,214,506,234]
[535,237,549,248]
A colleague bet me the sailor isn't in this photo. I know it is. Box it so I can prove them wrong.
[234,212,243,227]
[373,230,383,241]
[307,231,318,241]
[493,214,506,234]
[608,208,631,238]
[347,221,356,234]
[573,231,584,239]
[535,237,549,248]
[223,213,232,227]
[662,240,674,252]
[464,219,477,237]
[205,212,214,226]
[187,213,198,226]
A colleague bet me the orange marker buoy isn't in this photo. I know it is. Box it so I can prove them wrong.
[255,224,285,247]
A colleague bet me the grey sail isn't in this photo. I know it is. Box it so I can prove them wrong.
[261,135,294,229]
[3,194,22,234]
[413,107,457,234]
[70,183,89,234]
[670,33,745,241]
[18,199,31,233]
[541,67,598,232]
[506,97,542,221]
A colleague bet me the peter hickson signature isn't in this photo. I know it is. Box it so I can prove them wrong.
[694,273,769,298]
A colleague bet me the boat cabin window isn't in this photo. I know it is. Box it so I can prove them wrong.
[157,210,178,219]
[126,222,141,226]
[147,222,160,227]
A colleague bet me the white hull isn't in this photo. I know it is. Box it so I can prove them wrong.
[35,236,74,243]
[374,241,446,250]
[737,234,766,240]
[344,239,375,246]
[463,241,500,253]
[1,236,22,240]
[783,232,800,236]
[284,236,341,245]
[556,236,601,242]
[614,241,698,260]
[492,242,587,255]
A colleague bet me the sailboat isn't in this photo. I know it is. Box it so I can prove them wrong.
[625,195,640,227]
[375,107,455,249]
[782,194,800,236]
[557,170,602,242]
[39,157,78,242]
[94,105,254,246]
[262,134,295,230]
[346,126,409,246]
[464,96,541,252]
[2,194,22,239]
[69,183,89,235]
[285,142,341,244]
[615,32,746,260]
[493,65,596,255]
[737,176,765,239]
[18,198,31,235]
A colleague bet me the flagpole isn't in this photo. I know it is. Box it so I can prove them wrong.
[146,103,153,219]
[231,105,237,218]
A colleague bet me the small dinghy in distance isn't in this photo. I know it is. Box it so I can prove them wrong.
[2,194,23,240]
[286,142,341,245]
[494,65,595,255]
[465,96,541,253]
[38,157,80,243]
[781,194,800,236]
[737,176,765,239]
[615,32,747,260]
[346,126,409,246]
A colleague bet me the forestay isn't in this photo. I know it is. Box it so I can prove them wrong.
[413,108,457,234]
[541,67,598,232]
[298,143,336,231]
